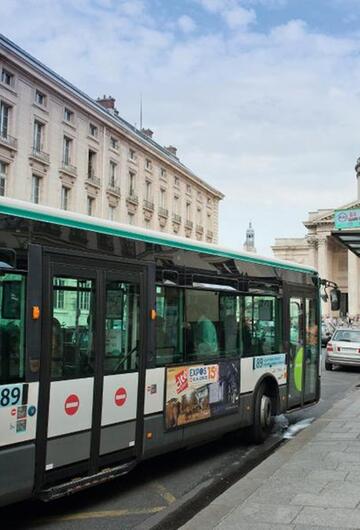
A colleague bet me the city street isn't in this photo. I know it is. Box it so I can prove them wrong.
[2,353,360,530]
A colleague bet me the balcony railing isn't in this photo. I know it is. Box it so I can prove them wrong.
[86,171,100,187]
[185,220,193,229]
[61,161,77,175]
[143,199,154,211]
[107,183,121,196]
[0,131,17,149]
[207,230,214,239]
[31,146,49,163]
[127,192,139,204]
[172,213,182,223]
[158,207,169,218]
[196,224,204,234]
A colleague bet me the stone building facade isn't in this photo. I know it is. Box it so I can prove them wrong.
[0,35,223,242]
[272,199,360,317]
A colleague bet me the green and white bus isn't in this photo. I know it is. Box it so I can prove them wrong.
[0,198,321,506]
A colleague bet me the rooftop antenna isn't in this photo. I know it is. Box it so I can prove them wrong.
[140,92,143,130]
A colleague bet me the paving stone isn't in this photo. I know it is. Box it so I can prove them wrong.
[305,470,347,482]
[216,522,293,530]
[345,471,360,482]
[315,432,359,441]
[326,451,360,463]
[294,507,360,528]
[291,492,360,508]
[212,478,263,508]
[217,502,302,526]
[180,503,232,530]
[322,481,360,495]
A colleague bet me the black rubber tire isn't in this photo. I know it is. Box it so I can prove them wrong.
[325,361,333,371]
[250,383,274,444]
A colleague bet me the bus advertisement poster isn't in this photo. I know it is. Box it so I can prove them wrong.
[165,360,240,429]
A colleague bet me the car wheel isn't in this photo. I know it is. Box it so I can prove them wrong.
[250,383,274,444]
[325,361,333,371]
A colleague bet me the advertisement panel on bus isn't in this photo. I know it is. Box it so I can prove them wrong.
[165,360,240,430]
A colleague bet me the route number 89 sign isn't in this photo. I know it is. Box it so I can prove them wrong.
[0,384,23,407]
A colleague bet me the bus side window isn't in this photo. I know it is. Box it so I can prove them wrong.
[241,296,280,357]
[0,274,26,383]
[155,287,184,366]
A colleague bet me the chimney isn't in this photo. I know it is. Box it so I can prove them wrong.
[141,128,154,138]
[166,145,177,157]
[97,95,116,110]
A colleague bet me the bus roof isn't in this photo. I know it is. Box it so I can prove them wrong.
[0,198,317,275]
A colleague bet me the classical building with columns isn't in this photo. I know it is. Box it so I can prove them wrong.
[0,35,223,242]
[272,164,360,317]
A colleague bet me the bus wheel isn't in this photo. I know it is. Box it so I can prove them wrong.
[252,383,274,444]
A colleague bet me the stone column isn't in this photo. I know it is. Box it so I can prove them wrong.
[307,237,318,269]
[317,236,330,316]
[348,250,360,317]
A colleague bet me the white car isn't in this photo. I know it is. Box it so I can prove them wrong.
[325,328,360,370]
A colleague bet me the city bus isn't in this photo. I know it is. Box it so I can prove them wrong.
[0,198,321,506]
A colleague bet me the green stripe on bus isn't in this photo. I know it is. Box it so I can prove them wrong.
[0,203,314,275]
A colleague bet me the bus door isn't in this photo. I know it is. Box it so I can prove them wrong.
[287,293,319,409]
[36,255,147,491]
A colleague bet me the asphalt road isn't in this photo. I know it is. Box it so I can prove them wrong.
[2,352,360,530]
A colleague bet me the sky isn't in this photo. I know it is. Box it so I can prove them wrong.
[2,0,360,256]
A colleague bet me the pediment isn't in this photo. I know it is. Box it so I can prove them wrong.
[305,199,360,227]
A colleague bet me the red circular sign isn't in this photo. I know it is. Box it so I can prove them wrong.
[64,394,80,416]
[115,387,127,407]
[11,408,16,416]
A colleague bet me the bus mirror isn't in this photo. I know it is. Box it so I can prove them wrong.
[330,288,341,311]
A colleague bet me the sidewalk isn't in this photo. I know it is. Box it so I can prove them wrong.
[180,386,360,530]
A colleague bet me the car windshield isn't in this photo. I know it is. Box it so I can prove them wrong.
[333,330,360,343]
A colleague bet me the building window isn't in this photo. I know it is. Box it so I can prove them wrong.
[160,188,166,208]
[110,136,119,150]
[64,107,74,123]
[186,184,191,194]
[129,148,136,160]
[129,171,135,195]
[207,197,212,207]
[186,202,191,220]
[89,123,98,137]
[128,213,134,225]
[197,191,202,202]
[63,136,72,165]
[61,186,70,210]
[197,207,202,225]
[160,167,166,178]
[1,68,14,87]
[87,196,94,216]
[33,120,44,152]
[88,150,96,178]
[0,101,10,138]
[35,90,46,106]
[145,180,152,200]
[109,161,117,187]
[174,195,179,214]
[0,161,7,196]
[174,175,180,187]
[31,175,41,204]
[146,158,152,170]
[109,205,115,221]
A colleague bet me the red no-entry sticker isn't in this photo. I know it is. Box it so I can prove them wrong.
[114,387,127,407]
[64,394,80,416]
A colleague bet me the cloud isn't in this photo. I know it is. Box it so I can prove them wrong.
[1,0,360,255]
[196,0,256,30]
[178,15,197,33]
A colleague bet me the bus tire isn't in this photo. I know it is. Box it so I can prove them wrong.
[251,383,274,444]
[325,361,333,371]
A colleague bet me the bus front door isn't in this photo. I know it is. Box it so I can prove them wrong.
[36,256,147,493]
[287,295,320,409]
